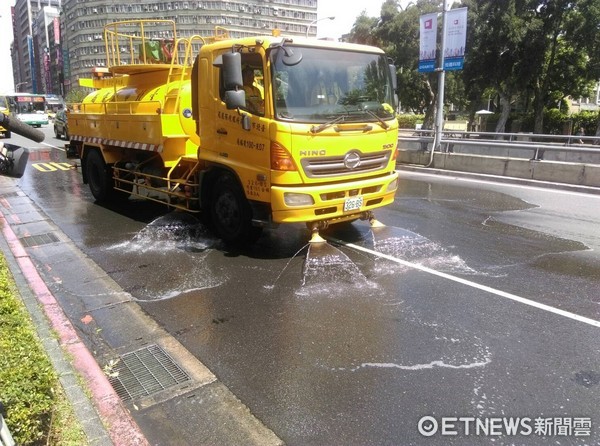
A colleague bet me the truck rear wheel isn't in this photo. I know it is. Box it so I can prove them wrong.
[210,174,262,244]
[85,149,112,201]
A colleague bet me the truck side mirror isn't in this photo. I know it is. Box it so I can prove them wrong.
[389,64,398,91]
[224,90,246,110]
[222,52,243,90]
[389,64,399,108]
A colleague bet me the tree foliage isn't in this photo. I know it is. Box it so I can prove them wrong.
[347,0,600,134]
[64,87,89,105]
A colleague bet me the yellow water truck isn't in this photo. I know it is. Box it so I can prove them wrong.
[68,20,399,244]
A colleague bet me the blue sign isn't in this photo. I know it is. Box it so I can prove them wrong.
[444,57,464,71]
[419,60,436,73]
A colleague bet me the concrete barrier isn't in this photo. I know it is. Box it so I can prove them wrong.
[583,165,600,187]
[397,138,600,188]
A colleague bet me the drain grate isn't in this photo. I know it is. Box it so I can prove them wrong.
[19,232,59,247]
[108,344,191,402]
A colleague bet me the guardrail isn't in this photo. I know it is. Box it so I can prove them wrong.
[399,130,600,162]
[0,402,15,446]
[397,130,600,188]
[404,129,600,144]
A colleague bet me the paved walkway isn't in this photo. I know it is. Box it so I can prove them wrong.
[0,174,282,446]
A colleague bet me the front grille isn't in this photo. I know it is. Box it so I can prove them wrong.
[301,150,391,178]
[320,185,382,202]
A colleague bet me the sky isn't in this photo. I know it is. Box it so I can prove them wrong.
[0,0,391,94]
[317,0,387,40]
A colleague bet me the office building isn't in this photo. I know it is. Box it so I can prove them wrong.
[60,0,318,94]
[11,0,62,94]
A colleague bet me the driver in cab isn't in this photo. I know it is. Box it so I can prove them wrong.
[242,66,264,115]
[311,70,342,106]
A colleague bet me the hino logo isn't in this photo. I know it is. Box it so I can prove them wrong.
[344,151,361,169]
[300,149,327,156]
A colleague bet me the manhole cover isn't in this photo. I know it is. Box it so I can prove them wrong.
[19,232,59,247]
[108,344,191,401]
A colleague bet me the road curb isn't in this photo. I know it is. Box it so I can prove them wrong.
[397,164,600,195]
[0,210,148,446]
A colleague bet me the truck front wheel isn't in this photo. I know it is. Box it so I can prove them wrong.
[85,150,112,201]
[210,174,262,244]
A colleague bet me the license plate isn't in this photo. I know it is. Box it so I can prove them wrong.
[344,196,363,212]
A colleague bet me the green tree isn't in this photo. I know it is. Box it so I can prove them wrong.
[349,0,444,127]
[462,0,529,132]
[349,12,381,46]
[349,0,600,135]
[64,87,89,104]
[508,0,600,133]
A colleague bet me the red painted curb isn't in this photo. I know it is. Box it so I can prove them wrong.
[0,214,149,446]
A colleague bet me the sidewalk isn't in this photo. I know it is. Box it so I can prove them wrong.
[0,174,282,446]
[0,176,145,446]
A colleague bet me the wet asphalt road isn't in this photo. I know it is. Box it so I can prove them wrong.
[9,129,600,445]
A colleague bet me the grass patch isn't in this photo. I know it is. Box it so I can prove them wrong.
[0,253,87,445]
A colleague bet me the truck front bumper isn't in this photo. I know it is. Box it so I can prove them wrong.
[270,171,399,224]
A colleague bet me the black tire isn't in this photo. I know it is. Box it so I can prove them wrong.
[85,149,113,201]
[210,173,262,244]
[54,126,60,139]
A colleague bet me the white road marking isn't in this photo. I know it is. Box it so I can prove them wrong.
[331,238,600,329]
[41,142,65,151]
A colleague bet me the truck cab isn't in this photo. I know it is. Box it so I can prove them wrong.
[193,36,399,241]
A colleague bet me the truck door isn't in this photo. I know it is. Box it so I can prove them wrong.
[213,50,271,205]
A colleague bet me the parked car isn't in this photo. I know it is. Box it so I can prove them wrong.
[53,109,69,140]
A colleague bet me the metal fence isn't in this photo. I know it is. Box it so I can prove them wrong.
[399,130,600,163]
[0,402,15,446]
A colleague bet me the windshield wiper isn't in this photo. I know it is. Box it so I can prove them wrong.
[310,115,348,134]
[363,109,390,130]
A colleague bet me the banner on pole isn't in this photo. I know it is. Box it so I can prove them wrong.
[443,7,468,71]
[418,13,438,73]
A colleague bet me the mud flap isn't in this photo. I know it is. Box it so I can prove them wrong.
[65,143,78,159]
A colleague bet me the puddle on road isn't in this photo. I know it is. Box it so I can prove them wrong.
[105,212,225,301]
[318,317,495,415]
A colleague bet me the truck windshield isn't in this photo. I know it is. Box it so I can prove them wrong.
[270,46,395,124]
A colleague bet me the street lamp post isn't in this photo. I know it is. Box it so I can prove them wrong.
[433,1,449,153]
[15,82,29,92]
[306,16,335,38]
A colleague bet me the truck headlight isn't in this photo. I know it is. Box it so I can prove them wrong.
[386,178,398,192]
[284,193,314,207]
